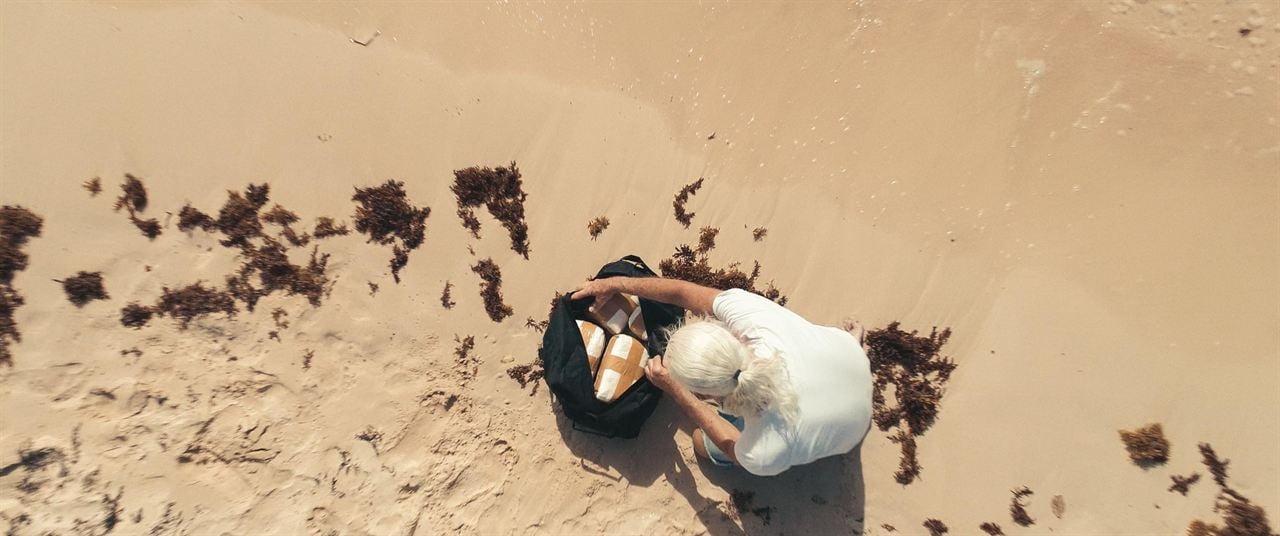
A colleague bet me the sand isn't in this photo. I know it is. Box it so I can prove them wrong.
[1,1,1277,534]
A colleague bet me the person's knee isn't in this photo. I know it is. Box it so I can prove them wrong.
[692,428,710,459]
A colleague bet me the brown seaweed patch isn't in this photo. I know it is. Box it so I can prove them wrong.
[1170,473,1202,495]
[923,519,949,536]
[0,206,43,365]
[1119,423,1170,466]
[119,303,154,329]
[154,282,237,328]
[865,322,955,485]
[260,204,299,226]
[215,187,268,249]
[1189,489,1275,536]
[506,360,544,395]
[1200,443,1230,488]
[979,522,1004,535]
[888,430,920,485]
[471,258,513,322]
[0,285,24,366]
[313,217,350,239]
[1010,487,1034,527]
[60,271,110,306]
[114,174,148,213]
[83,177,102,196]
[659,245,787,305]
[440,280,455,309]
[177,204,216,232]
[587,217,610,240]
[752,227,768,241]
[673,177,705,228]
[451,162,531,258]
[454,335,478,383]
[225,241,330,312]
[696,226,719,254]
[353,180,430,283]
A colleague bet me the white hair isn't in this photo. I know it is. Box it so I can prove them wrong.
[662,317,798,427]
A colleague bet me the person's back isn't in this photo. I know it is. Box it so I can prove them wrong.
[713,288,872,475]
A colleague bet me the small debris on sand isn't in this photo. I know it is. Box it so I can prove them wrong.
[451,162,531,258]
[353,180,430,283]
[1010,487,1035,527]
[729,490,775,526]
[271,308,289,329]
[922,518,948,536]
[60,271,110,307]
[454,334,479,382]
[506,360,544,395]
[302,349,314,369]
[696,226,719,254]
[524,317,548,333]
[752,227,768,241]
[587,216,610,240]
[673,178,705,228]
[368,281,379,295]
[83,177,102,196]
[1119,423,1170,466]
[865,322,955,484]
[440,281,455,309]
[1051,495,1065,518]
[471,258,513,322]
[1170,473,1202,495]
[0,205,43,366]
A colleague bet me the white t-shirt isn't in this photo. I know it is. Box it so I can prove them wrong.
[712,288,873,476]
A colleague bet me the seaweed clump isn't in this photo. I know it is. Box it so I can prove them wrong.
[696,226,719,254]
[922,519,948,536]
[60,271,110,306]
[752,227,768,241]
[119,303,154,328]
[224,241,330,311]
[1119,423,1170,466]
[864,322,956,484]
[673,177,705,228]
[1200,443,1230,487]
[471,258,513,322]
[114,174,161,239]
[440,281,455,309]
[0,206,43,366]
[83,177,102,196]
[353,180,430,283]
[587,217,609,240]
[1009,487,1035,527]
[451,162,531,258]
[659,244,787,305]
[506,359,544,395]
[979,522,1004,535]
[313,217,350,239]
[1186,442,1274,535]
[177,204,216,232]
[1170,473,1202,495]
[153,282,237,328]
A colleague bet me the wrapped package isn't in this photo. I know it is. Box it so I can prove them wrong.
[594,334,650,403]
[627,306,647,341]
[587,293,641,337]
[577,319,607,376]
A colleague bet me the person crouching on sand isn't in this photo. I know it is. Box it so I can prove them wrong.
[572,277,872,476]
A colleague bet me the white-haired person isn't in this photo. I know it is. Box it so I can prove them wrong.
[572,276,872,476]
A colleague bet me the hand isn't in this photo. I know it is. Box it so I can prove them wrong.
[569,278,618,313]
[644,355,678,392]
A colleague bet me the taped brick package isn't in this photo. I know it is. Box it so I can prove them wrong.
[587,292,641,337]
[594,334,650,403]
[576,319,607,376]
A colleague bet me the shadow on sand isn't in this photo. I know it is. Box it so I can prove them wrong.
[553,399,866,535]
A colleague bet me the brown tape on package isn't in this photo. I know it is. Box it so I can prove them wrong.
[593,334,650,403]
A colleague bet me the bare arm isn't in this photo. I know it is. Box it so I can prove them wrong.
[571,276,720,316]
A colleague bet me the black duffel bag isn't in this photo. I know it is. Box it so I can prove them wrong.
[540,255,685,438]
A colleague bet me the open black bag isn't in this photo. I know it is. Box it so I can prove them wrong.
[540,255,685,439]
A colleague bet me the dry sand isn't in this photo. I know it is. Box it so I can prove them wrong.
[2,1,1277,534]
